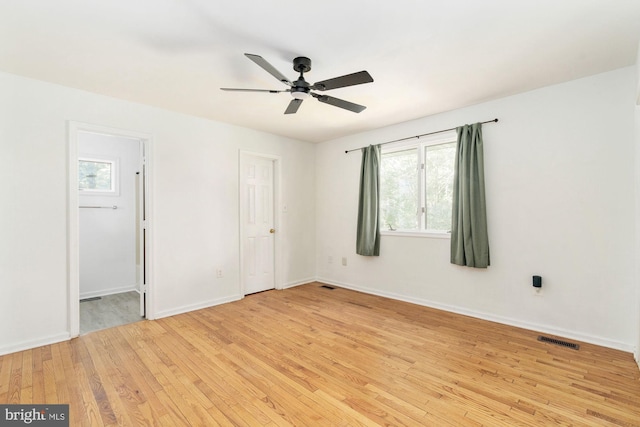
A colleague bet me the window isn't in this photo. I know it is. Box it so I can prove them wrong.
[78,157,118,194]
[380,148,419,230]
[380,137,456,235]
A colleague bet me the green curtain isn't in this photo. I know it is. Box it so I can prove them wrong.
[451,123,490,268]
[356,145,381,256]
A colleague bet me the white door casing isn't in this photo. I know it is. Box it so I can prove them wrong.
[240,152,277,295]
[138,141,147,317]
[68,122,153,338]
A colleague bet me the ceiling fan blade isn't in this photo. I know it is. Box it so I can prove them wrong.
[284,99,303,114]
[245,53,292,86]
[311,71,373,91]
[313,94,366,113]
[220,88,286,93]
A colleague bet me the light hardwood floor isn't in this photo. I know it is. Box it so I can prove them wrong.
[2,283,639,426]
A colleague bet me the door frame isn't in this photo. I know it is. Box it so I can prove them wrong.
[67,122,154,337]
[239,150,282,295]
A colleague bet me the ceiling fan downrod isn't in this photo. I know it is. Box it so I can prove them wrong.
[291,57,312,99]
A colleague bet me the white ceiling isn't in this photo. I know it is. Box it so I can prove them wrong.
[1,1,639,143]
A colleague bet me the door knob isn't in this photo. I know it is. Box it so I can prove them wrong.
[269,228,275,234]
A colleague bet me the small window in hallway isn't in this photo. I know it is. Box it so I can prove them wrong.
[78,157,118,194]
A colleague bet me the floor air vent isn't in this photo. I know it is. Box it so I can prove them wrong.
[538,335,580,350]
[80,296,102,303]
[320,285,335,290]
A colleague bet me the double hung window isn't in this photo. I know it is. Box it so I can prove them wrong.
[380,135,456,236]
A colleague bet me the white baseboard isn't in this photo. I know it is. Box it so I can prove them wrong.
[80,285,137,300]
[156,278,312,319]
[281,277,316,290]
[0,332,70,357]
[154,294,243,319]
[316,277,634,354]
[2,293,240,355]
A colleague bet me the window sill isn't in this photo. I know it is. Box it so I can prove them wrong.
[380,230,451,239]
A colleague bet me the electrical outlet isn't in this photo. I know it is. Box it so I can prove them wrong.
[216,269,223,278]
[342,257,347,266]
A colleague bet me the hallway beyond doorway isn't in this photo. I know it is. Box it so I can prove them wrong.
[80,291,142,334]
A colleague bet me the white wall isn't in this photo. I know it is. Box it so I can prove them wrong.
[1,65,636,357]
[316,67,637,352]
[635,103,640,366]
[78,132,139,298]
[635,45,640,367]
[0,71,316,355]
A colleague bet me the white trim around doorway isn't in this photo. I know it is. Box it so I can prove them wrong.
[67,122,155,338]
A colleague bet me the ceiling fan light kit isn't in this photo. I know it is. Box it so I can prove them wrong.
[291,90,310,100]
[221,53,373,115]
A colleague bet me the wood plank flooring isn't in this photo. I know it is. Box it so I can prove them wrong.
[2,283,639,426]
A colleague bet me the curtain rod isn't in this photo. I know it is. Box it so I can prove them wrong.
[344,118,499,154]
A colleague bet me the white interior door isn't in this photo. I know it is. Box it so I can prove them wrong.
[241,154,275,295]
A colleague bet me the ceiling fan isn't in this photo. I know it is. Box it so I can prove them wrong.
[221,53,374,114]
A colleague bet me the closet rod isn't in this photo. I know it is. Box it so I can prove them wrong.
[344,118,498,154]
[79,205,118,209]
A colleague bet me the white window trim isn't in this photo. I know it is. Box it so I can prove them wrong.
[78,156,119,196]
[380,130,456,238]
[381,230,451,239]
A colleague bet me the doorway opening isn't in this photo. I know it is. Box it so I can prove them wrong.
[68,123,152,336]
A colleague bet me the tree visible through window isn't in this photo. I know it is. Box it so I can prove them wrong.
[79,158,115,192]
[424,142,455,231]
[380,140,456,234]
[380,148,418,230]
